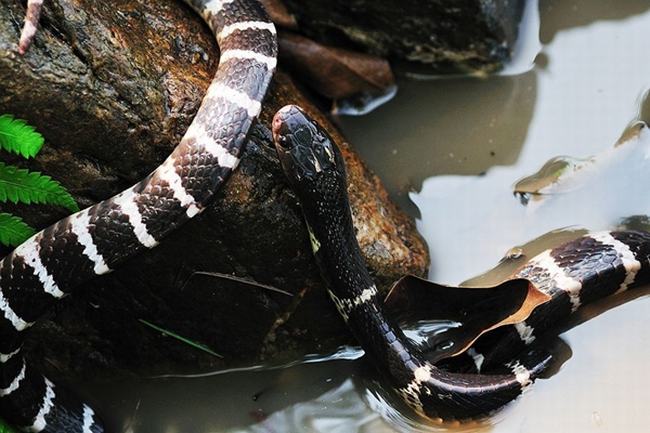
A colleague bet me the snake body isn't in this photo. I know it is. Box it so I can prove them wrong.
[272,106,552,420]
[272,105,650,420]
[445,230,650,374]
[4,1,277,431]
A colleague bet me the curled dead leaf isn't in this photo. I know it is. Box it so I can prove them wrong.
[384,275,550,363]
[278,32,395,100]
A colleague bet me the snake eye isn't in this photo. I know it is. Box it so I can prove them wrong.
[277,135,289,148]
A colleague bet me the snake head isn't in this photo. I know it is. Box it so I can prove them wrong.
[272,105,342,186]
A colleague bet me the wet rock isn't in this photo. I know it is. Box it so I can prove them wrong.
[0,0,428,379]
[281,0,526,73]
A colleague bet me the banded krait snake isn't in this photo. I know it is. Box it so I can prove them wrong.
[6,0,277,431]
[272,105,650,421]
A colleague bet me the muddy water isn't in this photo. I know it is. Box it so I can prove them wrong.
[98,1,650,432]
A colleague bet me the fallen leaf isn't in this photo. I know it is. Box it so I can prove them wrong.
[514,121,648,205]
[514,155,592,204]
[384,275,550,363]
[279,32,395,100]
[260,0,297,29]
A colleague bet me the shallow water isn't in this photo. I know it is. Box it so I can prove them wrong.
[97,1,650,432]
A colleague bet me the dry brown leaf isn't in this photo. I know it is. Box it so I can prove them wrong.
[384,275,550,363]
[279,32,395,100]
[260,0,298,29]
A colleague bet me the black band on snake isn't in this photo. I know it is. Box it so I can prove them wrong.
[4,1,277,431]
[272,105,650,420]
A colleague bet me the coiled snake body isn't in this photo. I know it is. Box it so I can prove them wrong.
[272,105,650,421]
[5,1,277,431]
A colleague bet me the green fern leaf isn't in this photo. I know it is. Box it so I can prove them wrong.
[0,424,16,433]
[0,418,17,433]
[0,114,44,158]
[0,420,18,433]
[0,213,35,247]
[0,162,79,212]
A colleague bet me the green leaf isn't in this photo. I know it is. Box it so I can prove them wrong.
[0,114,44,158]
[138,319,224,359]
[0,213,35,247]
[0,419,17,433]
[0,162,79,212]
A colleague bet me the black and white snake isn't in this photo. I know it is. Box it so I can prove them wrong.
[6,0,650,431]
[272,105,650,420]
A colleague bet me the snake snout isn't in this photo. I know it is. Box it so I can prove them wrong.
[272,105,306,149]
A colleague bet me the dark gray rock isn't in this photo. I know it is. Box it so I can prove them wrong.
[282,0,525,73]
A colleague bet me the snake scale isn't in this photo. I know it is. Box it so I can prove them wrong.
[6,0,650,431]
[272,105,650,420]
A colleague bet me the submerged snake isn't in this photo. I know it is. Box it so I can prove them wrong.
[5,0,277,431]
[272,105,650,420]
